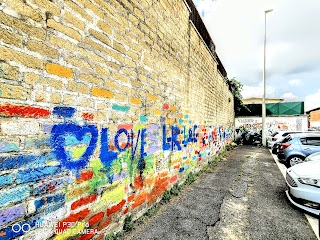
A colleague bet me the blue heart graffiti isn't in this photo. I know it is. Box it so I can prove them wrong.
[50,124,98,171]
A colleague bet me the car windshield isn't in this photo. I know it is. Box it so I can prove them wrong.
[271,132,278,137]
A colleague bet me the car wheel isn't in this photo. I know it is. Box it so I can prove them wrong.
[272,148,277,154]
[287,156,304,167]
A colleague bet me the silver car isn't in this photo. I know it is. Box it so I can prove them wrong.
[286,160,320,215]
[277,133,320,167]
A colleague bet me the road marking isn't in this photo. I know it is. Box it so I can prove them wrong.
[270,150,319,240]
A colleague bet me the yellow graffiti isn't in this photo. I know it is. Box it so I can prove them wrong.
[70,145,88,159]
[54,222,86,240]
[93,181,127,212]
[66,183,90,201]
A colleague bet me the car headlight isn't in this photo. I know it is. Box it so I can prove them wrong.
[298,178,320,188]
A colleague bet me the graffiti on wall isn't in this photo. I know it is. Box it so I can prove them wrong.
[0,104,234,239]
[235,116,308,135]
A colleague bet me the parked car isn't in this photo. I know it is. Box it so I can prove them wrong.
[304,152,320,162]
[272,131,320,154]
[277,133,320,167]
[267,131,278,148]
[285,161,320,216]
[269,131,304,150]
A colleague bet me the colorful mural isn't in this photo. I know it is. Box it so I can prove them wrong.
[0,104,234,239]
[235,116,308,135]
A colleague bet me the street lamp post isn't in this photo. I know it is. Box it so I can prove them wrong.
[262,9,273,147]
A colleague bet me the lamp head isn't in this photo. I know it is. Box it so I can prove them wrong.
[265,9,273,13]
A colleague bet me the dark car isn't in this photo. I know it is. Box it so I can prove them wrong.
[277,133,320,167]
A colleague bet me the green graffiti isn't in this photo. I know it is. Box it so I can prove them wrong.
[112,104,130,112]
[134,124,144,131]
[140,116,148,122]
[69,145,88,159]
[88,158,107,193]
[118,149,133,179]
[144,155,155,174]
[4,143,19,152]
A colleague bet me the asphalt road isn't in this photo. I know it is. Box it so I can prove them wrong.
[126,145,317,240]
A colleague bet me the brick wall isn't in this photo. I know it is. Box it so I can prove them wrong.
[0,0,234,239]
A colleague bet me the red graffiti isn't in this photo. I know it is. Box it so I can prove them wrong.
[162,103,169,110]
[82,112,94,121]
[0,104,50,118]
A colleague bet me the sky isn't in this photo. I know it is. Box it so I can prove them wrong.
[194,0,320,112]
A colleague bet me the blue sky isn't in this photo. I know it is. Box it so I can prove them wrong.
[194,0,320,111]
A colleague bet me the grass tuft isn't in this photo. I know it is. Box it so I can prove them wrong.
[123,215,133,232]
[146,205,160,217]
[170,183,182,196]
[161,190,172,203]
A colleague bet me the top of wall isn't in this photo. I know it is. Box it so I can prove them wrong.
[185,0,227,78]
[306,106,320,114]
[242,97,284,104]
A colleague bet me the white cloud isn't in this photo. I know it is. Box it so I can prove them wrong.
[242,86,261,99]
[241,84,275,99]
[281,92,299,102]
[288,79,301,86]
[305,89,320,111]
[195,0,320,101]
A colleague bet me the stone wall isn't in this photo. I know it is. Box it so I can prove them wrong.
[0,0,234,239]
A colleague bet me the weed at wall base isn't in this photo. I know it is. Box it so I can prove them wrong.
[169,183,180,196]
[161,190,172,203]
[145,205,160,217]
[105,231,125,240]
[123,215,133,232]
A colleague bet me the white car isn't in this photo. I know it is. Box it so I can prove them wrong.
[268,131,304,149]
[305,152,320,161]
[285,159,320,215]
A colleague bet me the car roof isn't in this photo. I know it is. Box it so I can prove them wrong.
[290,132,320,137]
[275,131,305,135]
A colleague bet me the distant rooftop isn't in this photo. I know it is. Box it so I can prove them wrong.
[243,97,284,101]
[242,97,284,105]
[306,107,320,114]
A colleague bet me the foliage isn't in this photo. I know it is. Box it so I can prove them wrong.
[225,144,231,151]
[105,234,115,240]
[123,215,133,232]
[170,183,182,196]
[146,205,160,217]
[161,190,172,203]
[225,143,236,151]
[225,77,248,116]
[105,231,125,240]
[115,231,125,238]
[231,142,237,147]
[184,172,196,185]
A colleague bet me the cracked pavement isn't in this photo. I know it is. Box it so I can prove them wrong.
[127,146,317,240]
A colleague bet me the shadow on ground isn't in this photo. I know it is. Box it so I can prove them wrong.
[126,146,316,240]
